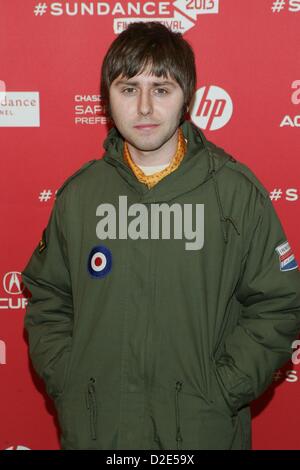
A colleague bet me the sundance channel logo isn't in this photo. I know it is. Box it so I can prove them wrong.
[0,81,40,128]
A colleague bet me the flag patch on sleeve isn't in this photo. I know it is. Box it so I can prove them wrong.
[275,241,298,272]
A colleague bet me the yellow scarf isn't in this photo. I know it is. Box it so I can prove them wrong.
[123,127,187,189]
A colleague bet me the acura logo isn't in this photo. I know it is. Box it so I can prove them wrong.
[3,272,24,295]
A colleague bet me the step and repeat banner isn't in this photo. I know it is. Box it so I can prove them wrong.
[1,0,300,450]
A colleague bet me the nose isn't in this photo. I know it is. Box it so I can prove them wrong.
[137,88,153,116]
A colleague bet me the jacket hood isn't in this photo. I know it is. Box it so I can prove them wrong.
[102,120,240,244]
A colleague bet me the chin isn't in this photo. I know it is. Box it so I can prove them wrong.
[132,144,159,152]
[127,135,161,149]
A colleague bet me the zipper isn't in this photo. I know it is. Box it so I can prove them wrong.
[86,377,97,440]
[174,381,183,450]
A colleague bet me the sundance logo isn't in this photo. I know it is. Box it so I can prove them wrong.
[114,0,220,34]
[33,1,220,34]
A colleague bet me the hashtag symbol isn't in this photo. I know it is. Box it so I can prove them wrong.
[271,0,285,13]
[39,190,52,202]
[33,3,47,16]
[269,188,283,201]
[272,370,283,381]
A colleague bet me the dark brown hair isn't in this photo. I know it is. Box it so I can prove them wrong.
[100,22,197,123]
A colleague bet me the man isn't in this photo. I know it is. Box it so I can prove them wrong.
[22,22,300,450]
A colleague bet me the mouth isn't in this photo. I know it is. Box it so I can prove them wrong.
[134,124,159,131]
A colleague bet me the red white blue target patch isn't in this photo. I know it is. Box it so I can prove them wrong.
[88,245,112,278]
[275,241,298,272]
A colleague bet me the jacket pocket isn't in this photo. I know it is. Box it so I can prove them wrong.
[150,380,239,450]
[48,347,72,401]
[85,377,98,440]
[209,361,250,449]
[209,359,237,418]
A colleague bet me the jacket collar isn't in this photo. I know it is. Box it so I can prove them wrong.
[102,120,240,243]
[103,120,229,201]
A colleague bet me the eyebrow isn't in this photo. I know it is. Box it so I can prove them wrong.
[114,79,176,88]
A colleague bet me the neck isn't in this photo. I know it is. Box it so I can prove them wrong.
[126,128,179,167]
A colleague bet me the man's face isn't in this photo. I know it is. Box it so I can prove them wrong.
[108,66,185,152]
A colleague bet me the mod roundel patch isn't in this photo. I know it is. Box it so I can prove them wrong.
[87,245,112,278]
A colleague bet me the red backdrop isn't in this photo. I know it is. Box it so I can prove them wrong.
[1,0,300,450]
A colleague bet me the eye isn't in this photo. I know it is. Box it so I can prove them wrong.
[121,87,136,94]
[121,87,169,95]
[155,88,168,95]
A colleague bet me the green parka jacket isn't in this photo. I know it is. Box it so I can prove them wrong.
[22,120,300,450]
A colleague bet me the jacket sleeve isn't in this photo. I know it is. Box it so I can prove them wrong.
[21,193,73,401]
[213,195,300,415]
